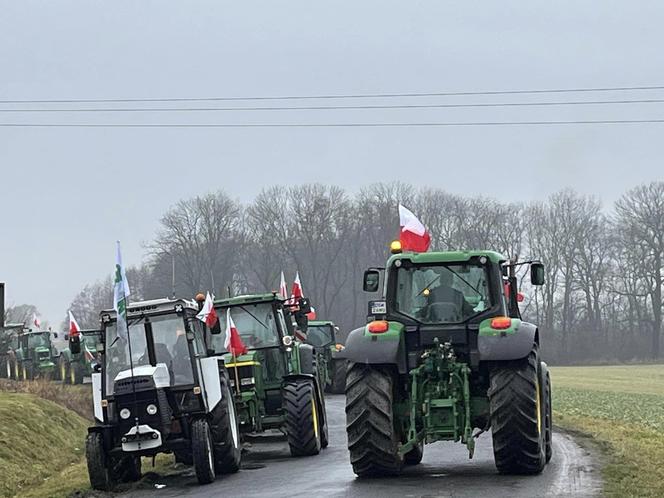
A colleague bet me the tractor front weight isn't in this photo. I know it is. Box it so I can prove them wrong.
[399,340,475,458]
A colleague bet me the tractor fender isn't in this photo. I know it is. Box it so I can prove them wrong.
[340,323,407,374]
[478,319,538,361]
[297,344,316,375]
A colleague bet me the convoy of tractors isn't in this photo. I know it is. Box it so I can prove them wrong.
[0,237,553,491]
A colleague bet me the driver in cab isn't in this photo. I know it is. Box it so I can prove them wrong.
[418,269,474,322]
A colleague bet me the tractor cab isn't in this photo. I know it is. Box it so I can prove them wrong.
[85,298,242,490]
[307,320,347,394]
[212,293,329,457]
[13,330,58,379]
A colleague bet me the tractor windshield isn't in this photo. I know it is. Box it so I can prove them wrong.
[214,303,280,352]
[306,324,334,347]
[104,314,194,395]
[394,262,492,324]
[28,333,50,349]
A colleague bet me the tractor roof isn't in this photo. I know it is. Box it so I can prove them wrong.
[388,250,506,266]
[101,298,198,318]
[214,292,284,308]
[309,320,335,327]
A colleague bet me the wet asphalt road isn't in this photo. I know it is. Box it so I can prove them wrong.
[122,395,602,498]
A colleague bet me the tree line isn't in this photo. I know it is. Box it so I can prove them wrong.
[67,181,664,364]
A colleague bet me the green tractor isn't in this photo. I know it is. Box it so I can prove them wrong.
[5,329,59,380]
[212,293,329,456]
[306,320,347,394]
[343,246,552,476]
[59,329,100,384]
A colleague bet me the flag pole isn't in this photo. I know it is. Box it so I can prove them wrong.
[232,351,241,396]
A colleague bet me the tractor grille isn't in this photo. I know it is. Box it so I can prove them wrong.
[114,375,156,396]
[228,365,255,392]
[38,351,50,360]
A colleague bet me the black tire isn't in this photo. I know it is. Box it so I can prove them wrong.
[191,418,216,484]
[283,379,322,456]
[21,362,32,381]
[209,371,241,474]
[489,344,546,474]
[13,358,20,380]
[116,455,142,483]
[319,388,329,449]
[330,360,347,394]
[404,441,424,465]
[542,363,553,463]
[4,357,13,379]
[0,357,7,379]
[86,432,114,491]
[70,362,84,385]
[345,363,404,477]
[59,356,70,384]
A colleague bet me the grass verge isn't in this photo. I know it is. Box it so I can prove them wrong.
[552,365,664,498]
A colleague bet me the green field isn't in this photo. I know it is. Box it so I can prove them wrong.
[552,364,664,498]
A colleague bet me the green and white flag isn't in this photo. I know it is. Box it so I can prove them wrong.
[113,241,131,340]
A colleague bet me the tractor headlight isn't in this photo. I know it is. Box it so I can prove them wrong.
[240,377,255,386]
[119,408,131,420]
[146,404,158,415]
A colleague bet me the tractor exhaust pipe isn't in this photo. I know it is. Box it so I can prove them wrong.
[0,282,5,328]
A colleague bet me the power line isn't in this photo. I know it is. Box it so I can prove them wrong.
[2,98,664,113]
[2,119,664,128]
[1,85,664,105]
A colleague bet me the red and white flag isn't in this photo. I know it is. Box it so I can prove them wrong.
[225,311,247,357]
[291,271,304,302]
[196,292,219,328]
[69,311,81,337]
[279,271,288,300]
[33,313,41,330]
[399,204,431,252]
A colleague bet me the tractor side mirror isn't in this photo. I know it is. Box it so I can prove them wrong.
[363,270,380,292]
[210,321,222,335]
[69,335,81,355]
[298,298,312,314]
[530,262,545,286]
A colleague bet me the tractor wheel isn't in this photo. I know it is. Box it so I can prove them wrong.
[542,363,553,463]
[283,379,322,456]
[345,363,404,477]
[21,363,33,381]
[59,356,69,384]
[318,387,329,449]
[404,442,424,465]
[209,371,241,474]
[330,360,347,394]
[4,358,13,379]
[70,362,84,385]
[14,359,20,380]
[489,343,546,474]
[116,455,142,483]
[191,418,216,484]
[86,432,115,491]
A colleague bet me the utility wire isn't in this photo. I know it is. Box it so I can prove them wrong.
[2,119,664,128]
[2,98,664,113]
[1,85,664,104]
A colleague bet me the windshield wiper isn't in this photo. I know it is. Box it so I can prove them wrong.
[442,266,483,296]
[238,306,268,329]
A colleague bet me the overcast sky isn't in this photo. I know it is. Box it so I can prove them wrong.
[1,1,663,326]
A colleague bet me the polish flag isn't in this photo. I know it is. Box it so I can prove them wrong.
[69,311,81,338]
[33,313,41,330]
[196,292,219,328]
[291,272,304,301]
[279,271,289,300]
[399,204,431,253]
[225,311,248,357]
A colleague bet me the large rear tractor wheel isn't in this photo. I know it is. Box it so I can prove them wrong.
[542,362,553,463]
[86,432,115,491]
[209,371,241,474]
[283,379,322,456]
[345,363,404,477]
[191,418,216,484]
[70,362,84,385]
[59,356,69,384]
[5,358,13,379]
[21,362,33,381]
[13,359,20,380]
[330,360,347,394]
[489,344,546,474]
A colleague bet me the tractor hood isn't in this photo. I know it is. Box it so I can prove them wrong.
[114,363,170,391]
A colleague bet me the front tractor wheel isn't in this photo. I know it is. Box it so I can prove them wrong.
[345,363,404,477]
[59,356,69,384]
[86,432,115,491]
[209,371,241,474]
[489,344,546,474]
[283,379,322,456]
[330,360,347,394]
[542,362,553,463]
[191,418,216,485]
